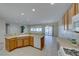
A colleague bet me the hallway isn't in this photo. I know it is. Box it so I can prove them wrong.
[45,36,58,56]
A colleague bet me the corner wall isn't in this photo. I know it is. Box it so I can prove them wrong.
[0,19,5,50]
[0,19,5,43]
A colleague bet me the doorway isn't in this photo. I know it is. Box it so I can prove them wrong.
[45,26,53,36]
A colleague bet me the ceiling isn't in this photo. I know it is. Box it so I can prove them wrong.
[0,3,71,25]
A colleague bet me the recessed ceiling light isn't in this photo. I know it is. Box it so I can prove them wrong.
[50,3,54,5]
[21,13,24,15]
[32,8,35,12]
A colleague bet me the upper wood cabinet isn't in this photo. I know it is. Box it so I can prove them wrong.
[71,3,78,16]
[63,3,79,30]
[63,11,69,30]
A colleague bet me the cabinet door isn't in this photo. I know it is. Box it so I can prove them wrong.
[64,12,69,30]
[29,36,34,47]
[63,3,79,30]
[41,36,44,50]
[9,38,16,51]
[16,37,23,48]
[5,39,10,51]
[23,37,29,46]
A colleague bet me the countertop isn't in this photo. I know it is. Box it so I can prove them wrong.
[56,37,79,50]
[5,34,44,39]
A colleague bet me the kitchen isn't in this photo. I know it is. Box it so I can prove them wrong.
[0,3,79,56]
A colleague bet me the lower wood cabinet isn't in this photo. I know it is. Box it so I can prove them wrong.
[16,38,23,48]
[23,37,29,47]
[41,36,44,50]
[5,38,17,51]
[9,38,16,50]
[5,36,44,52]
[5,39,9,51]
[29,36,34,47]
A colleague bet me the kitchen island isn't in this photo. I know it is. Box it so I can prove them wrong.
[5,34,44,52]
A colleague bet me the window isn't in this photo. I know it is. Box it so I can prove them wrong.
[30,28,42,32]
[31,28,33,31]
[21,26,25,33]
[38,28,42,32]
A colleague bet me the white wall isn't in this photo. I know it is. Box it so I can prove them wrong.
[0,20,5,42]
[7,24,21,35]
[53,22,58,37]
[7,24,30,35]
[58,19,79,42]
[0,19,5,50]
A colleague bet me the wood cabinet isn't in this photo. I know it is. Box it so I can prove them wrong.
[16,37,23,48]
[63,3,79,30]
[29,36,34,47]
[9,38,16,50]
[5,39,10,51]
[5,38,16,51]
[63,11,69,30]
[5,35,44,52]
[70,3,78,16]
[40,36,44,50]
[23,37,29,47]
